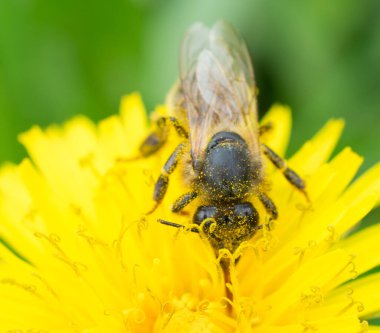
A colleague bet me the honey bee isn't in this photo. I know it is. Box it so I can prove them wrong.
[139,21,307,255]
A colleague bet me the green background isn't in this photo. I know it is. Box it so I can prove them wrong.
[0,0,379,169]
[0,0,379,324]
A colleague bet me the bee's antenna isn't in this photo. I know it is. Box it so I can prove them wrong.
[158,219,199,233]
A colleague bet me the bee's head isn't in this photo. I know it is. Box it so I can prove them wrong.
[193,202,259,253]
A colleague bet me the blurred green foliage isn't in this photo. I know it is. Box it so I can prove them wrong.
[0,0,379,170]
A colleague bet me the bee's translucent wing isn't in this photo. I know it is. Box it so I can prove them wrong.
[179,21,260,164]
[180,23,211,79]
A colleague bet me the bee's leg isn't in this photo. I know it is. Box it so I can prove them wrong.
[162,116,189,139]
[172,191,198,213]
[258,192,278,220]
[148,141,188,214]
[139,131,167,158]
[261,144,309,200]
[139,117,189,158]
[259,122,273,136]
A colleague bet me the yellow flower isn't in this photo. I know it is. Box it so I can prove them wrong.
[1,93,380,332]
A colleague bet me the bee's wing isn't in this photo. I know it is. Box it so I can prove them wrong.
[180,21,260,165]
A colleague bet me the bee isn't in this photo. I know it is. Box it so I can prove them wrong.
[139,21,307,256]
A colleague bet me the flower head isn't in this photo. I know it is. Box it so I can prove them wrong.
[1,93,380,332]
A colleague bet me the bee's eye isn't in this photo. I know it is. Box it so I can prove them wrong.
[193,206,217,225]
[234,202,253,216]
[234,202,259,226]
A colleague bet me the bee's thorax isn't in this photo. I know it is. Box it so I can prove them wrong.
[196,131,261,203]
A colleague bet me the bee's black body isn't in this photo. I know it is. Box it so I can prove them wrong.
[198,132,259,202]
[192,131,261,253]
[140,21,306,257]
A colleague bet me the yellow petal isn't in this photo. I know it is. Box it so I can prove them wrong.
[327,271,380,318]
[289,119,345,174]
[260,104,292,157]
[1,93,379,332]
[119,92,149,150]
[254,316,362,333]
[339,223,380,277]
[341,162,380,208]
[262,249,354,324]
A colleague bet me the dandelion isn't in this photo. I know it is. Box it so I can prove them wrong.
[1,92,380,332]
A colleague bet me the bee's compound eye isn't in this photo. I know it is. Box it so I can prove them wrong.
[234,202,259,226]
[193,206,217,225]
